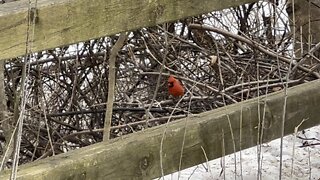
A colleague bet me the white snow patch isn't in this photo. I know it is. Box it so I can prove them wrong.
[159,125,320,180]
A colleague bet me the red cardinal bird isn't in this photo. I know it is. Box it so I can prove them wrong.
[168,75,184,97]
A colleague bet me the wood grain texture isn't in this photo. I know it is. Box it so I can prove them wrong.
[0,79,319,179]
[0,0,258,60]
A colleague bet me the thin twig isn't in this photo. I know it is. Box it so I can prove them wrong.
[290,118,308,179]
[103,32,127,141]
[279,1,296,179]
[178,85,194,179]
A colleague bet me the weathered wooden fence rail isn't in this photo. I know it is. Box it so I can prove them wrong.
[0,79,320,179]
[0,0,257,60]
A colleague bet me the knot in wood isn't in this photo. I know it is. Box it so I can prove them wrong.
[139,153,154,171]
[139,156,149,170]
[154,5,165,18]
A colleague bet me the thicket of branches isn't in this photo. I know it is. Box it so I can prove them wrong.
[1,1,319,167]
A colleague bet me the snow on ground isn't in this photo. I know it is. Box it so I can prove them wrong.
[160,125,320,180]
